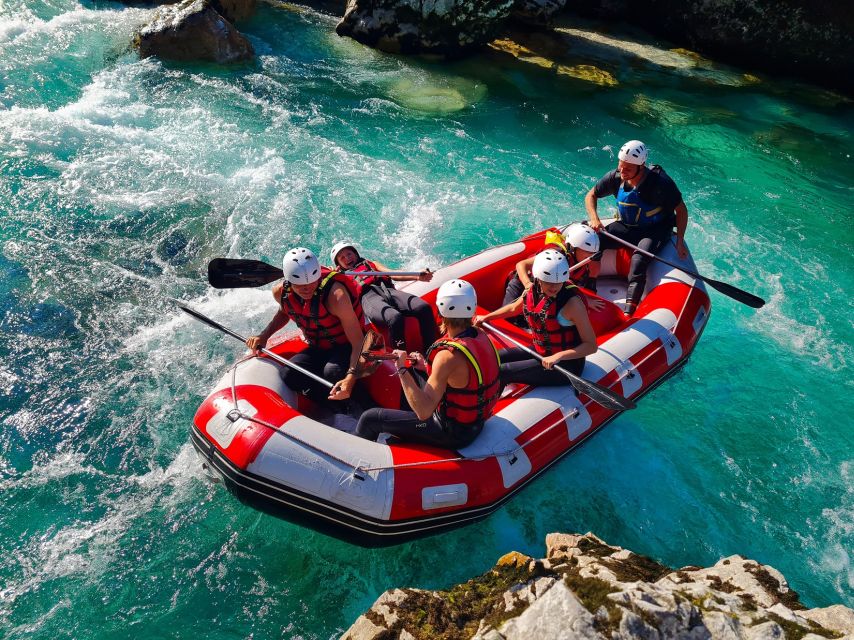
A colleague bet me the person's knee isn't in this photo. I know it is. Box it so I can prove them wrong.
[355,408,383,440]
[411,299,432,320]
[385,309,405,335]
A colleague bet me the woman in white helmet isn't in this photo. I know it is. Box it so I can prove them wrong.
[245,247,367,406]
[329,241,436,351]
[476,250,597,387]
[355,279,501,449]
[501,223,602,310]
[584,139,689,315]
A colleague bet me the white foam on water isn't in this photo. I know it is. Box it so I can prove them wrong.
[811,461,854,600]
[0,4,152,71]
[0,443,203,612]
[749,273,846,371]
[0,451,104,491]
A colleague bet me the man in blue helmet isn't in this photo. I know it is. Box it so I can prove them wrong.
[584,140,689,315]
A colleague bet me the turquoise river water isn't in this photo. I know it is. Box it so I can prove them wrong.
[1,1,852,638]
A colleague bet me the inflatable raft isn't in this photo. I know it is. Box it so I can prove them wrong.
[190,222,711,545]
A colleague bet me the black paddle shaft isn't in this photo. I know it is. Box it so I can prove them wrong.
[599,230,765,309]
[483,323,636,411]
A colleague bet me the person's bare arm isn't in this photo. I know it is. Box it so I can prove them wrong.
[585,187,603,230]
[474,296,524,326]
[514,256,536,290]
[396,349,457,421]
[246,283,288,350]
[327,283,365,400]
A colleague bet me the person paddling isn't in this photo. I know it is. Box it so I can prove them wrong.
[476,250,597,386]
[245,247,365,406]
[330,241,437,352]
[355,279,500,449]
[585,139,689,315]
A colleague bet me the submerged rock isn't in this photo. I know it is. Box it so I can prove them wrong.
[336,0,516,57]
[342,532,853,639]
[134,0,254,63]
[567,0,854,96]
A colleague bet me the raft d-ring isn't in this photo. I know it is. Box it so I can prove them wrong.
[227,409,242,422]
[352,468,366,481]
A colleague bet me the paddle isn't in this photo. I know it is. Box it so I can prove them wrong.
[207,258,427,289]
[482,322,636,411]
[178,303,334,389]
[599,229,765,309]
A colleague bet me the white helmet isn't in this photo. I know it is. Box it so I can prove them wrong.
[563,222,600,253]
[329,241,357,266]
[282,247,321,284]
[618,139,648,165]
[532,249,570,284]
[435,279,477,318]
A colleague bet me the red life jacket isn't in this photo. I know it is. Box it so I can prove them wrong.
[523,284,581,356]
[343,258,393,292]
[568,251,590,284]
[280,267,365,349]
[426,328,501,427]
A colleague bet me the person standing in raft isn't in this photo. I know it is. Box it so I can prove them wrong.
[476,250,597,386]
[245,247,365,405]
[502,222,603,307]
[329,241,437,351]
[585,139,689,315]
[355,279,501,449]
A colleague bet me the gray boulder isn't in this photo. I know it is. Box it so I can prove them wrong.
[210,0,257,23]
[342,532,854,640]
[336,0,516,57]
[134,0,254,63]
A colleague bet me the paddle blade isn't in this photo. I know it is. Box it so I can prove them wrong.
[706,278,765,308]
[565,373,637,411]
[208,258,284,289]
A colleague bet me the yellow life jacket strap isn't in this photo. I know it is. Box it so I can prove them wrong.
[544,229,567,253]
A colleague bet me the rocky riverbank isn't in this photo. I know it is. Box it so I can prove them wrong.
[342,532,854,640]
[119,0,851,95]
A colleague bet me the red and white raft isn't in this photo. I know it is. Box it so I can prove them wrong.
[191,222,711,545]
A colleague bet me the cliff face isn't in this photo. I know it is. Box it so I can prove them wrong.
[567,0,854,95]
[342,532,854,640]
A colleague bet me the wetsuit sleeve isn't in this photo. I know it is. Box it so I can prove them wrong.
[593,170,621,199]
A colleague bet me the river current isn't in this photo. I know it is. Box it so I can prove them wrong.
[0,1,852,637]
